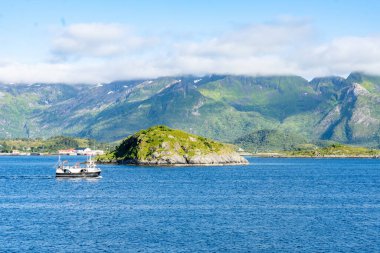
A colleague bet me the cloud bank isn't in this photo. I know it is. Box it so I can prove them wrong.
[1,20,380,84]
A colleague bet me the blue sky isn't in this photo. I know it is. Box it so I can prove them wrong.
[1,0,380,83]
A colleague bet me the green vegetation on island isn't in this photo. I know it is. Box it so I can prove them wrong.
[96,125,248,165]
[256,143,380,158]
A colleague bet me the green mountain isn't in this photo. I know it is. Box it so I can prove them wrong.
[1,72,380,149]
[0,83,80,138]
[313,73,380,146]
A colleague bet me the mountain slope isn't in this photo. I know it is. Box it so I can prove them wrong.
[234,129,307,152]
[315,73,380,146]
[77,76,277,141]
[0,83,82,138]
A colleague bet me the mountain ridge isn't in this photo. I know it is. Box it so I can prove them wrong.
[1,71,380,148]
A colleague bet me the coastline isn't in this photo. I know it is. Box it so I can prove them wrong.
[97,157,249,166]
[1,152,379,159]
[249,153,380,158]
[97,161,249,166]
[0,153,93,156]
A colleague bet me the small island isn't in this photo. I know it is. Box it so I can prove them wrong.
[96,125,248,165]
[253,143,380,158]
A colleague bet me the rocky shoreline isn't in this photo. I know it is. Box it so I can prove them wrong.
[252,153,380,158]
[98,152,248,166]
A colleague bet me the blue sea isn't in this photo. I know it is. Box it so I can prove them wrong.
[0,156,379,252]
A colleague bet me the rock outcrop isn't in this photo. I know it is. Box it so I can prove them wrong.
[96,125,248,166]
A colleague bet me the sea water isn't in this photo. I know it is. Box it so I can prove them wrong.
[0,156,379,252]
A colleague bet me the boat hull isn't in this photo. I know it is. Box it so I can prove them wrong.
[55,155,101,178]
[56,172,101,178]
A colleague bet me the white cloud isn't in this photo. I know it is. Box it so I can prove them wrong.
[180,20,313,57]
[303,36,380,76]
[51,23,152,60]
[170,19,313,76]
[2,19,380,84]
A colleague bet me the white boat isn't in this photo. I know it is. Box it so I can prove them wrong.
[55,156,101,178]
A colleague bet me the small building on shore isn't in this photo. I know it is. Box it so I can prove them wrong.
[11,150,31,156]
[58,148,104,156]
[58,148,77,155]
[75,148,104,156]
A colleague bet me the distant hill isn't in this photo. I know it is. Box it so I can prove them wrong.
[283,143,380,158]
[234,129,307,152]
[1,72,380,149]
[0,136,109,153]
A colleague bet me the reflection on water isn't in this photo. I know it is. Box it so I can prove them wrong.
[55,176,102,182]
[0,156,379,252]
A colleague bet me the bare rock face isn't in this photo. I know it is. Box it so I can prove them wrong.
[351,83,370,96]
[187,153,248,165]
[99,125,248,166]
[130,152,248,165]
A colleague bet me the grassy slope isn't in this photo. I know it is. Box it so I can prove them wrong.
[0,92,40,138]
[0,84,83,139]
[85,79,277,142]
[234,129,307,152]
[198,75,322,120]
